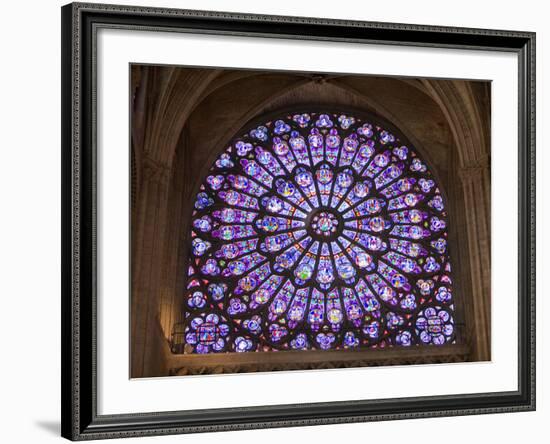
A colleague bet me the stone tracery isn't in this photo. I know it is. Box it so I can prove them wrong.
[183,111,455,353]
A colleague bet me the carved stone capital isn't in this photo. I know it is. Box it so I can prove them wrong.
[141,155,172,187]
[458,165,483,180]
[458,156,490,182]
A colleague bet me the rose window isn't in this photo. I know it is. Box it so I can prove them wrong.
[183,112,455,353]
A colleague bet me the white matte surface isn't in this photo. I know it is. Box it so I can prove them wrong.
[97,28,518,415]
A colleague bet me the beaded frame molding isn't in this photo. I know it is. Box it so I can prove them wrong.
[61,2,536,440]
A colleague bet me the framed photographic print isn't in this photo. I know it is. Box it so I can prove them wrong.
[61,2,536,440]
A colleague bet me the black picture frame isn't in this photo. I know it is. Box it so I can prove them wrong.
[61,2,536,440]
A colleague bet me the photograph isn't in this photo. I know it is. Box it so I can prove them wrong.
[130,65,491,378]
[55,1,537,440]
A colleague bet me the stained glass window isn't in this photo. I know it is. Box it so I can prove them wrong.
[183,112,455,354]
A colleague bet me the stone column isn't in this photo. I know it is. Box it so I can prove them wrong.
[130,155,172,378]
[458,163,491,361]
[157,130,190,346]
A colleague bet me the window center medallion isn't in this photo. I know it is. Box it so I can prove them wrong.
[309,210,340,239]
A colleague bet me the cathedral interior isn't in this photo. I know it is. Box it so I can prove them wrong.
[130,65,491,378]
